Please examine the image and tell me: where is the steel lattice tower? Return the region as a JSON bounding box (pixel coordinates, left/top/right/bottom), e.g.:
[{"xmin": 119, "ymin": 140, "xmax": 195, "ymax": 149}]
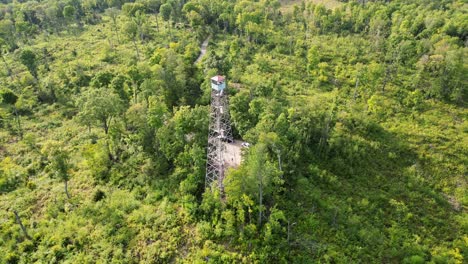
[{"xmin": 206, "ymin": 76, "xmax": 233, "ymax": 191}]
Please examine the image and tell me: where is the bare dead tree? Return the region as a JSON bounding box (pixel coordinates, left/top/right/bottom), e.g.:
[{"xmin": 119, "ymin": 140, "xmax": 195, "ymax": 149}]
[{"xmin": 13, "ymin": 210, "xmax": 31, "ymax": 240}]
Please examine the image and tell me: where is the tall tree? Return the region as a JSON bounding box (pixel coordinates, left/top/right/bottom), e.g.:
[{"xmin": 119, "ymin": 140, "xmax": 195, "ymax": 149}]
[
  {"xmin": 41, "ymin": 141, "xmax": 72, "ymax": 199},
  {"xmin": 122, "ymin": 20, "xmax": 140, "ymax": 60},
  {"xmin": 63, "ymin": 5, "xmax": 76, "ymax": 24},
  {"xmin": 0, "ymin": 89, "xmax": 22, "ymax": 137},
  {"xmin": 160, "ymin": 3, "xmax": 172, "ymax": 22},
  {"xmin": 106, "ymin": 7, "xmax": 121, "ymax": 43},
  {"xmin": 76, "ymin": 88, "xmax": 124, "ymax": 135},
  {"xmin": 226, "ymin": 139, "xmax": 283, "ymax": 227},
  {"xmin": 19, "ymin": 49, "xmax": 38, "ymax": 79},
  {"xmin": 0, "ymin": 38, "xmax": 12, "ymax": 77}
]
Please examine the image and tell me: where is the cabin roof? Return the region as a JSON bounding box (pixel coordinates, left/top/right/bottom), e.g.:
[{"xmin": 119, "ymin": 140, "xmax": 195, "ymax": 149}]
[{"xmin": 211, "ymin": 75, "xmax": 225, "ymax": 82}]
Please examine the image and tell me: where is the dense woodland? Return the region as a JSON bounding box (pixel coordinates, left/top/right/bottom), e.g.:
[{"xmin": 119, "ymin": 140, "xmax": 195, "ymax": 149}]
[{"xmin": 0, "ymin": 0, "xmax": 466, "ymax": 262}]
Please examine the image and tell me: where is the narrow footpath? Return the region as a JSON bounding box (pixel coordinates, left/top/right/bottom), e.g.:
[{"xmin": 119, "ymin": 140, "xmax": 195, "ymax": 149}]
[{"xmin": 195, "ymin": 36, "xmax": 210, "ymax": 64}]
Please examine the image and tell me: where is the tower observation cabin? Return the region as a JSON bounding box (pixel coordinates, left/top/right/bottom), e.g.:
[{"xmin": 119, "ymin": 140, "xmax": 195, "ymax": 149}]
[{"xmin": 211, "ymin": 75, "xmax": 226, "ymax": 91}]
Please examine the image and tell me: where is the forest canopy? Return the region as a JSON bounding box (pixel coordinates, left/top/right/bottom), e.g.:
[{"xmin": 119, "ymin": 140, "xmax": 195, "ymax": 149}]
[{"xmin": 0, "ymin": 0, "xmax": 466, "ymax": 263}]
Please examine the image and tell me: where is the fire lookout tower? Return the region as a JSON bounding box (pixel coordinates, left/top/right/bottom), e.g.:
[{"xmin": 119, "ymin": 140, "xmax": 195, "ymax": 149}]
[{"xmin": 205, "ymin": 75, "xmax": 234, "ymax": 191}]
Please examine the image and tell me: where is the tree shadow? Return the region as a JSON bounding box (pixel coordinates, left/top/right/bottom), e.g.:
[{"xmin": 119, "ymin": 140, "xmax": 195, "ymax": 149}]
[{"xmin": 288, "ymin": 117, "xmax": 463, "ymax": 261}]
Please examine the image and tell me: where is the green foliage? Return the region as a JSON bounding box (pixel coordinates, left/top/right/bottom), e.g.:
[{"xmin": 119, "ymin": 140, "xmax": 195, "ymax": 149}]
[
  {"xmin": 0, "ymin": 157, "xmax": 26, "ymax": 192},
  {"xmin": 82, "ymin": 142, "xmax": 111, "ymax": 182},
  {"xmin": 41, "ymin": 140, "xmax": 72, "ymax": 198},
  {"xmin": 122, "ymin": 2, "xmax": 146, "ymax": 17},
  {"xmin": 0, "ymin": 0, "xmax": 466, "ymax": 263},
  {"xmin": 63, "ymin": 5, "xmax": 76, "ymax": 20},
  {"xmin": 0, "ymin": 89, "xmax": 18, "ymax": 105},
  {"xmin": 157, "ymin": 105, "xmax": 208, "ymax": 161},
  {"xmin": 159, "ymin": 3, "xmax": 172, "ymax": 22},
  {"xmin": 19, "ymin": 49, "xmax": 38, "ymax": 79},
  {"xmin": 76, "ymin": 88, "xmax": 124, "ymax": 134}
]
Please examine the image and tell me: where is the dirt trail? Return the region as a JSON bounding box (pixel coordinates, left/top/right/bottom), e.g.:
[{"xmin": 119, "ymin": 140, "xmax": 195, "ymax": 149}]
[{"xmin": 195, "ymin": 36, "xmax": 210, "ymax": 64}]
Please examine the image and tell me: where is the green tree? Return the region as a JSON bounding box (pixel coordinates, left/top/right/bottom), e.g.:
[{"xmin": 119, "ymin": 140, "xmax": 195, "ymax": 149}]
[
  {"xmin": 415, "ymin": 46, "xmax": 467, "ymax": 102},
  {"xmin": 63, "ymin": 5, "xmax": 76, "ymax": 23},
  {"xmin": 110, "ymin": 74, "xmax": 130, "ymax": 104},
  {"xmin": 122, "ymin": 20, "xmax": 140, "ymax": 60},
  {"xmin": 186, "ymin": 10, "xmax": 204, "ymax": 30},
  {"xmin": 122, "ymin": 3, "xmax": 146, "ymax": 17},
  {"xmin": 147, "ymin": 96, "xmax": 168, "ymax": 131},
  {"xmin": 0, "ymin": 38, "xmax": 11, "ymax": 77},
  {"xmin": 230, "ymin": 90, "xmax": 255, "ymax": 136},
  {"xmin": 0, "ymin": 157, "xmax": 26, "ymax": 192},
  {"xmin": 160, "ymin": 3, "xmax": 172, "ymax": 22},
  {"xmin": 250, "ymin": 140, "xmax": 283, "ymax": 227},
  {"xmin": 41, "ymin": 141, "xmax": 72, "ymax": 199},
  {"xmin": 307, "ymin": 45, "xmax": 320, "ymax": 74},
  {"xmin": 157, "ymin": 105, "xmax": 208, "ymax": 161},
  {"xmin": 0, "ymin": 89, "xmax": 22, "ymax": 137},
  {"xmin": 0, "ymin": 20, "xmax": 16, "ymax": 49},
  {"xmin": 19, "ymin": 49, "xmax": 38, "ymax": 79},
  {"xmin": 106, "ymin": 7, "xmax": 121, "ymax": 43},
  {"xmin": 107, "ymin": 0, "xmax": 125, "ymax": 9},
  {"xmin": 144, "ymin": 0, "xmax": 162, "ymax": 31},
  {"xmin": 76, "ymin": 88, "xmax": 124, "ymax": 134},
  {"xmin": 14, "ymin": 13, "xmax": 35, "ymax": 43},
  {"xmin": 154, "ymin": 50, "xmax": 187, "ymax": 107},
  {"xmin": 226, "ymin": 138, "xmax": 283, "ymax": 227}
]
